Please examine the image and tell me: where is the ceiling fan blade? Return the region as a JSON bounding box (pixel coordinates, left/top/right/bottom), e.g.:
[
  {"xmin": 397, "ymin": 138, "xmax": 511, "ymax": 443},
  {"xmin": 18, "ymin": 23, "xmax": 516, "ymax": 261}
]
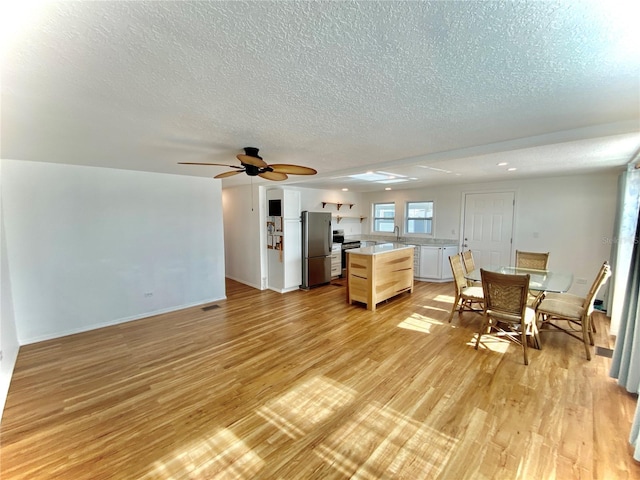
[
  {"xmin": 268, "ymin": 164, "xmax": 317, "ymax": 175},
  {"xmin": 259, "ymin": 171, "xmax": 288, "ymax": 181},
  {"xmin": 178, "ymin": 162, "xmax": 241, "ymax": 168},
  {"xmin": 214, "ymin": 170, "xmax": 244, "ymax": 179},
  {"xmin": 237, "ymin": 154, "xmax": 268, "ymax": 168}
]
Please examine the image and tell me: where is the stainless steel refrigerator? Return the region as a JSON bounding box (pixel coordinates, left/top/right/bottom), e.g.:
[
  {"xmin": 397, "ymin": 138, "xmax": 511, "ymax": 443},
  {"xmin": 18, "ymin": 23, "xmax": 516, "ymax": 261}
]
[{"xmin": 301, "ymin": 211, "xmax": 332, "ymax": 289}]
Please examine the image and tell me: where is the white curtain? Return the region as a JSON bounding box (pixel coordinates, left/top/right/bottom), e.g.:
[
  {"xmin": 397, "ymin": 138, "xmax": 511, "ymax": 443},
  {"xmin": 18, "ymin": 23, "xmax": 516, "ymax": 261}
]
[
  {"xmin": 632, "ymin": 403, "xmax": 640, "ymax": 461},
  {"xmin": 608, "ymin": 169, "xmax": 640, "ymax": 334},
  {"xmin": 609, "ymin": 205, "xmax": 640, "ymax": 460}
]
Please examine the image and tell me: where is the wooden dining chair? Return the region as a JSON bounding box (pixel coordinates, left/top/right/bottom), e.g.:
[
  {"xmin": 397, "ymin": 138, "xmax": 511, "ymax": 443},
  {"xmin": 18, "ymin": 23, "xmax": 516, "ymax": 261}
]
[
  {"xmin": 461, "ymin": 250, "xmax": 480, "ymax": 286},
  {"xmin": 515, "ymin": 250, "xmax": 550, "ymax": 307},
  {"xmin": 475, "ymin": 269, "xmax": 539, "ymax": 365},
  {"xmin": 535, "ymin": 261, "xmax": 611, "ymax": 360},
  {"xmin": 461, "ymin": 250, "xmax": 475, "ymax": 273},
  {"xmin": 448, "ymin": 254, "xmax": 484, "ymax": 323},
  {"xmin": 541, "ymin": 260, "xmax": 609, "ymax": 334},
  {"xmin": 515, "ymin": 250, "xmax": 550, "ymax": 270}
]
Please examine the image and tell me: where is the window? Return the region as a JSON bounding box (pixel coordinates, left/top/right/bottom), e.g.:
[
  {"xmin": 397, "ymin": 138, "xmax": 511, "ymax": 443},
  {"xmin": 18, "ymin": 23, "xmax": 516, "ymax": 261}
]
[
  {"xmin": 373, "ymin": 203, "xmax": 395, "ymax": 232},
  {"xmin": 406, "ymin": 201, "xmax": 433, "ymax": 234}
]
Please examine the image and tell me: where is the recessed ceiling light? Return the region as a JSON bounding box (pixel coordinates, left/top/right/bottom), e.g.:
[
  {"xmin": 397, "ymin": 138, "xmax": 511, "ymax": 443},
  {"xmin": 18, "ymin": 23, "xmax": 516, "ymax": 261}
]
[
  {"xmin": 378, "ymin": 178, "xmax": 408, "ymax": 184},
  {"xmin": 497, "ymin": 162, "xmax": 508, "ymax": 166},
  {"xmin": 341, "ymin": 188, "xmax": 348, "ymax": 191},
  {"xmin": 419, "ymin": 166, "xmax": 452, "ymax": 173},
  {"xmin": 377, "ymin": 171, "xmax": 406, "ymax": 178},
  {"xmin": 507, "ymin": 167, "xmax": 517, "ymax": 172},
  {"xmin": 349, "ymin": 172, "xmax": 389, "ymax": 181},
  {"xmin": 385, "ymin": 187, "xmax": 391, "ymax": 191}
]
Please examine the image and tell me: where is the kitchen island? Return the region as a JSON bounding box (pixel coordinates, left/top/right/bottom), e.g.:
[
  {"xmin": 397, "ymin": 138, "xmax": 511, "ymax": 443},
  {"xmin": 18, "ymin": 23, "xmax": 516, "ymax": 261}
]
[{"xmin": 346, "ymin": 243, "xmax": 414, "ymax": 311}]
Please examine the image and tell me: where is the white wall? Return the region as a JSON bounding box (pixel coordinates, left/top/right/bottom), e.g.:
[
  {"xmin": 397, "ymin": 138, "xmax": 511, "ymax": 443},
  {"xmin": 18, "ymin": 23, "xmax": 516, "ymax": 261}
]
[
  {"xmin": 222, "ymin": 184, "xmax": 265, "ymax": 289},
  {"xmin": 360, "ymin": 184, "xmax": 461, "ymax": 241},
  {"xmin": 2, "ymin": 160, "xmax": 226, "ymax": 344},
  {"xmin": 223, "ymin": 185, "xmax": 364, "ymax": 289},
  {"xmin": 297, "ymin": 187, "xmax": 364, "ymax": 237},
  {"xmin": 224, "ymin": 173, "xmax": 618, "ymax": 299},
  {"xmin": 363, "ymin": 172, "xmax": 619, "ymax": 297},
  {"xmin": 1, "ymin": 160, "xmax": 20, "ymax": 420}
]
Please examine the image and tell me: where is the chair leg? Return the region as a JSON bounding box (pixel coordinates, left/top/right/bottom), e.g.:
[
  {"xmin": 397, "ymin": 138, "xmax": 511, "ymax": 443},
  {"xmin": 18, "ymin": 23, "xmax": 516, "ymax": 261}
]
[
  {"xmin": 521, "ymin": 325, "xmax": 529, "ymax": 365},
  {"xmin": 475, "ymin": 315, "xmax": 487, "ymax": 350},
  {"xmin": 530, "ymin": 321, "xmax": 541, "ymax": 350},
  {"xmin": 582, "ymin": 315, "xmax": 592, "ymax": 361},
  {"xmin": 460, "ymin": 299, "xmax": 469, "ymax": 314},
  {"xmin": 536, "ymin": 313, "xmax": 549, "ymax": 330},
  {"xmin": 449, "ymin": 293, "xmax": 460, "ymax": 322},
  {"xmin": 587, "ymin": 314, "xmax": 595, "ymax": 346}
]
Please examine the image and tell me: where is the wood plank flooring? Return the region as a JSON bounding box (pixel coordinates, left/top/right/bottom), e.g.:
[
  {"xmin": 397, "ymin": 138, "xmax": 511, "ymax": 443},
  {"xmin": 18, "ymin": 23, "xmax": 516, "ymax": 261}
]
[{"xmin": 1, "ymin": 278, "xmax": 639, "ymax": 479}]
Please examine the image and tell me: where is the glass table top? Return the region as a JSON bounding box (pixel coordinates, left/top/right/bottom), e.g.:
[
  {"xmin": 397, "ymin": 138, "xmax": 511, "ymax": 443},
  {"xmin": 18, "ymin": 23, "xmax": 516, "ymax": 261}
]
[{"xmin": 465, "ymin": 265, "xmax": 573, "ymax": 293}]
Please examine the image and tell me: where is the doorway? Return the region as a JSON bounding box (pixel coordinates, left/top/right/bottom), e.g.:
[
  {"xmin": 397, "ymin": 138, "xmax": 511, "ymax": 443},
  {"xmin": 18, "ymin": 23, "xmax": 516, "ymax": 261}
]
[{"xmin": 462, "ymin": 192, "xmax": 515, "ymax": 267}]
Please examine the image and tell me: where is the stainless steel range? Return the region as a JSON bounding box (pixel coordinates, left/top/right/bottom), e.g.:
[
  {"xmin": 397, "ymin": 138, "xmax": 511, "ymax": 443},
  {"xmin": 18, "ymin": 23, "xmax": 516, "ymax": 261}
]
[{"xmin": 332, "ymin": 230, "xmax": 360, "ymax": 276}]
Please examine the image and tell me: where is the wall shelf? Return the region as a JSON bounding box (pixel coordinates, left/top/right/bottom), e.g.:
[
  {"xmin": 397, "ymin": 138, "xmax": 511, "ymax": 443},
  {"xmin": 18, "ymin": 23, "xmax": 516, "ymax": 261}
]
[
  {"xmin": 334, "ymin": 215, "xmax": 366, "ymax": 224},
  {"xmin": 322, "ymin": 201, "xmax": 354, "ymax": 211}
]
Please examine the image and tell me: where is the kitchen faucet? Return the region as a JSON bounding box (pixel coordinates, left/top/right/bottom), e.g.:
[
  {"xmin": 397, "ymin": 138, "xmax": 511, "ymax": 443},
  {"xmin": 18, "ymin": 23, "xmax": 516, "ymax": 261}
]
[{"xmin": 394, "ymin": 225, "xmax": 400, "ymax": 242}]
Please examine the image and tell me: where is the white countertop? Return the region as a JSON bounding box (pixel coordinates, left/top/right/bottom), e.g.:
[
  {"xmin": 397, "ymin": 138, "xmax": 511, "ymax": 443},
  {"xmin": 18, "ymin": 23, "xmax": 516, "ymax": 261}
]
[{"xmin": 347, "ymin": 242, "xmax": 416, "ymax": 255}]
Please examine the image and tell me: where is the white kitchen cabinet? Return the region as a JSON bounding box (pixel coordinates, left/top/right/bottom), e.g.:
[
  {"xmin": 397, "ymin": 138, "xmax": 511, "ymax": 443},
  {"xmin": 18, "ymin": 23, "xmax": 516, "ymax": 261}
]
[
  {"xmin": 416, "ymin": 245, "xmax": 458, "ymax": 282},
  {"xmin": 439, "ymin": 245, "xmax": 458, "ymax": 280},
  {"xmin": 266, "ymin": 188, "xmax": 301, "ymax": 292},
  {"xmin": 419, "ymin": 246, "xmax": 440, "ymax": 279}
]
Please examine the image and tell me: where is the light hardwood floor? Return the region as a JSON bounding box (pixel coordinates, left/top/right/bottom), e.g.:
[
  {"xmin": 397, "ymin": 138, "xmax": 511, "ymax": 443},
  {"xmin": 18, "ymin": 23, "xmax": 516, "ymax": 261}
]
[{"xmin": 1, "ymin": 278, "xmax": 639, "ymax": 479}]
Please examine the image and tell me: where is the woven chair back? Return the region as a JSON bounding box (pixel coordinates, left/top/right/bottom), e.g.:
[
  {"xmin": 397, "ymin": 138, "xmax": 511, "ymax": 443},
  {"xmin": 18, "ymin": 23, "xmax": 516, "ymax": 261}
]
[
  {"xmin": 481, "ymin": 269, "xmax": 530, "ymax": 319},
  {"xmin": 515, "ymin": 250, "xmax": 549, "ymax": 270},
  {"xmin": 461, "ymin": 250, "xmax": 475, "ymax": 273},
  {"xmin": 449, "ymin": 254, "xmax": 468, "ymax": 294},
  {"xmin": 584, "ymin": 262, "xmax": 612, "ymax": 313}
]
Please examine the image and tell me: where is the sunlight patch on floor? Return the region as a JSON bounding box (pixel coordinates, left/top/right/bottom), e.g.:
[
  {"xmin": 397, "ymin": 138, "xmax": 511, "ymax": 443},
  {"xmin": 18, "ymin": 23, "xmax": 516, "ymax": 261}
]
[
  {"xmin": 142, "ymin": 427, "xmax": 264, "ymax": 479},
  {"xmin": 420, "ymin": 305, "xmax": 450, "ymax": 315},
  {"xmin": 434, "ymin": 293, "xmax": 455, "ymax": 303},
  {"xmin": 397, "ymin": 312, "xmax": 444, "ymax": 334},
  {"xmin": 256, "ymin": 376, "xmax": 356, "ymax": 439},
  {"xmin": 314, "ymin": 401, "xmax": 457, "ymax": 478},
  {"xmin": 469, "ymin": 334, "xmax": 511, "ymax": 354}
]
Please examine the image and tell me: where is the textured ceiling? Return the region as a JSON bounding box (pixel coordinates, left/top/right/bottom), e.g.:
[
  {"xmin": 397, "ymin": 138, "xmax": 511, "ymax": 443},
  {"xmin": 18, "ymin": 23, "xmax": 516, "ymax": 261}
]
[{"xmin": 2, "ymin": 1, "xmax": 639, "ymax": 192}]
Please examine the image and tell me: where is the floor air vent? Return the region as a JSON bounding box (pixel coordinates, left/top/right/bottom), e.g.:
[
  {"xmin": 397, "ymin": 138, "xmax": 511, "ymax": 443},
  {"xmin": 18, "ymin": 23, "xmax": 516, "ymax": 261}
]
[
  {"xmin": 202, "ymin": 304, "xmax": 220, "ymax": 312},
  {"xmin": 595, "ymin": 346, "xmax": 613, "ymax": 358}
]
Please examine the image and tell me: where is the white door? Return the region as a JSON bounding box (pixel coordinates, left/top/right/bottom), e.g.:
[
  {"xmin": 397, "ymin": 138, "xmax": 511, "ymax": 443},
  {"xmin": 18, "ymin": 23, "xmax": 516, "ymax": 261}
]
[{"xmin": 462, "ymin": 192, "xmax": 515, "ymax": 268}]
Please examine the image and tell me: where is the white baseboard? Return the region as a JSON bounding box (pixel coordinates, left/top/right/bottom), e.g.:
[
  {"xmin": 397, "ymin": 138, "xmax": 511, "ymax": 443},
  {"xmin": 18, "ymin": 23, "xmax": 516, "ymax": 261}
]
[
  {"xmin": 19, "ymin": 296, "xmax": 226, "ymax": 345},
  {"xmin": 268, "ymin": 285, "xmax": 301, "ymax": 294},
  {"xmin": 225, "ymin": 275, "xmax": 263, "ymax": 290},
  {"xmin": 0, "ymin": 344, "xmax": 20, "ymax": 424}
]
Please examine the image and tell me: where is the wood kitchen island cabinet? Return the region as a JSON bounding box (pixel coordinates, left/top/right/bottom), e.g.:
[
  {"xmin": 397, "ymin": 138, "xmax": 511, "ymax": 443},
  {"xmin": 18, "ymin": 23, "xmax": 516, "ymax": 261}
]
[{"xmin": 346, "ymin": 243, "xmax": 414, "ymax": 311}]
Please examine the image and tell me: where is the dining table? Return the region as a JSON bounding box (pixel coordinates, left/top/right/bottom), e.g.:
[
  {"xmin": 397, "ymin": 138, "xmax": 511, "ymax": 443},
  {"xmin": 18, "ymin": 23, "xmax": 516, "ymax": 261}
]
[
  {"xmin": 465, "ymin": 265, "xmax": 573, "ymax": 293},
  {"xmin": 465, "ymin": 265, "xmax": 573, "ymax": 350}
]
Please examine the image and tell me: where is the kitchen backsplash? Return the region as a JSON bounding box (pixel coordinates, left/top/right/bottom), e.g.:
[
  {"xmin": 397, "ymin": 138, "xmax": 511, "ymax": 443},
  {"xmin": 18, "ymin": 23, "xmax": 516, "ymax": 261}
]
[{"xmin": 348, "ymin": 234, "xmax": 458, "ymax": 245}]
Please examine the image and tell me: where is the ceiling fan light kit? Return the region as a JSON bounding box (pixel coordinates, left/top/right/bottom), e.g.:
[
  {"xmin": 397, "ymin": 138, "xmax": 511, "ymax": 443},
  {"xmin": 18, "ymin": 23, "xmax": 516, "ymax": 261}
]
[{"xmin": 179, "ymin": 147, "xmax": 317, "ymax": 181}]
